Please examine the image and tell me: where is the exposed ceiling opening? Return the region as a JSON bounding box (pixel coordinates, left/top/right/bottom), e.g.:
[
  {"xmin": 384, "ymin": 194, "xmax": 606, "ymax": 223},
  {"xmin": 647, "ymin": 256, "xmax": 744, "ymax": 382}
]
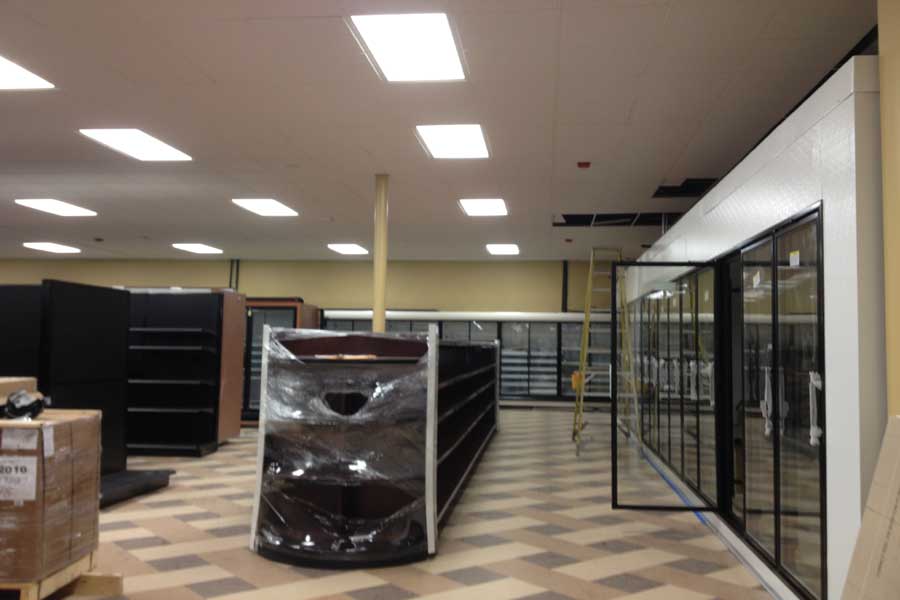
[
  {"xmin": 553, "ymin": 212, "xmax": 682, "ymax": 228},
  {"xmin": 652, "ymin": 178, "xmax": 717, "ymax": 198}
]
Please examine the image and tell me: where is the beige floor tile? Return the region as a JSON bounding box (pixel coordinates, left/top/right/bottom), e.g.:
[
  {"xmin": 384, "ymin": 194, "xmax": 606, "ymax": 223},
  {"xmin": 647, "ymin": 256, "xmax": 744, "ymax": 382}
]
[
  {"xmin": 454, "ymin": 496, "xmax": 543, "ymax": 514},
  {"xmin": 420, "ymin": 543, "xmax": 543, "ymax": 574},
  {"xmin": 100, "ymin": 527, "xmax": 158, "ymax": 543},
  {"xmin": 188, "ymin": 513, "xmax": 253, "ymax": 530},
  {"xmin": 117, "ymin": 586, "xmax": 205, "ymax": 600},
  {"xmin": 124, "ymin": 565, "xmax": 235, "ymax": 594},
  {"xmin": 213, "ymin": 571, "xmax": 386, "ymax": 600},
  {"xmin": 140, "ymin": 517, "xmax": 214, "ymax": 543},
  {"xmin": 415, "ymin": 577, "xmax": 544, "ymax": 600},
  {"xmin": 95, "ymin": 542, "xmax": 159, "ymax": 577},
  {"xmin": 488, "ymin": 559, "xmax": 623, "ymax": 600},
  {"xmin": 372, "ymin": 565, "xmax": 464, "ymax": 595},
  {"xmin": 201, "ymin": 547, "xmax": 305, "ymax": 588},
  {"xmin": 557, "ymin": 521, "xmax": 661, "ymax": 545},
  {"xmin": 442, "ymin": 516, "xmax": 544, "ymax": 539},
  {"xmin": 556, "ymin": 548, "xmax": 683, "ymax": 581},
  {"xmin": 100, "ymin": 505, "xmax": 201, "ymax": 524},
  {"xmin": 499, "ymin": 528, "xmax": 607, "ymax": 561},
  {"xmin": 707, "ymin": 565, "xmax": 766, "ymax": 588},
  {"xmin": 620, "ymin": 584, "xmax": 714, "ymax": 599},
  {"xmin": 132, "ymin": 534, "xmax": 249, "ymax": 561}
]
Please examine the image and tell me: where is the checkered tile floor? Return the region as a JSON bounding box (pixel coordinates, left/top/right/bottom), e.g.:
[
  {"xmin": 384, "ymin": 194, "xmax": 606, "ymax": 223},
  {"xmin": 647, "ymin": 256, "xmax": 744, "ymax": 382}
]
[{"xmin": 83, "ymin": 409, "xmax": 772, "ymax": 600}]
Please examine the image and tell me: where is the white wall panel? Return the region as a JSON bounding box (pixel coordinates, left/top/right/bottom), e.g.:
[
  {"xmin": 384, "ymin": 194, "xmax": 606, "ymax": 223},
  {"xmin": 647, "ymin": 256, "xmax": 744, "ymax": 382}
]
[{"xmin": 629, "ymin": 56, "xmax": 885, "ymax": 598}]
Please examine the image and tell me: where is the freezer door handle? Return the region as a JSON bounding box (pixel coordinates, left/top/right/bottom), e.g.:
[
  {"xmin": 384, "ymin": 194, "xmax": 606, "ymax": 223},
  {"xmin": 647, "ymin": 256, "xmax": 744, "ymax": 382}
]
[{"xmin": 809, "ymin": 371, "xmax": 823, "ymax": 447}]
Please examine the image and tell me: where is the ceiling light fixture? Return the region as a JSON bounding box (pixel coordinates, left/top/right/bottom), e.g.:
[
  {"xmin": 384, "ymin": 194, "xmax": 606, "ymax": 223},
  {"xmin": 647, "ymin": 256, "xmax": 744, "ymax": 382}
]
[
  {"xmin": 0, "ymin": 54, "xmax": 54, "ymax": 89},
  {"xmin": 172, "ymin": 243, "xmax": 222, "ymax": 255},
  {"xmin": 486, "ymin": 243, "xmax": 519, "ymax": 256},
  {"xmin": 328, "ymin": 243, "xmax": 369, "ymax": 255},
  {"xmin": 15, "ymin": 198, "xmax": 97, "ymax": 217},
  {"xmin": 459, "ymin": 198, "xmax": 507, "ymax": 217},
  {"xmin": 350, "ymin": 13, "xmax": 464, "ymax": 82},
  {"xmin": 79, "ymin": 129, "xmax": 192, "ymax": 161},
  {"xmin": 23, "ymin": 242, "xmax": 80, "ymax": 254},
  {"xmin": 416, "ymin": 124, "xmax": 488, "ymax": 159},
  {"xmin": 232, "ymin": 198, "xmax": 298, "ymax": 217}
]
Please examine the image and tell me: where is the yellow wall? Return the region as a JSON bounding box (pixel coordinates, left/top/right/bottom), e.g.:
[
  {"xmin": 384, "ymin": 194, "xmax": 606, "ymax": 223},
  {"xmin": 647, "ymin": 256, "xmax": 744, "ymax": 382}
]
[
  {"xmin": 0, "ymin": 259, "xmax": 568, "ymax": 312},
  {"xmin": 0, "ymin": 259, "xmax": 231, "ymax": 288},
  {"xmin": 880, "ymin": 0, "xmax": 900, "ymax": 416},
  {"xmin": 239, "ymin": 260, "xmax": 563, "ymax": 311}
]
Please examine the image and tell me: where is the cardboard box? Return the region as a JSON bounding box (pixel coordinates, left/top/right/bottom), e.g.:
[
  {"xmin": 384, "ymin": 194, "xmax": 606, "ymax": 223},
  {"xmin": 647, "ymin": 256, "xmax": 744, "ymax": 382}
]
[
  {"xmin": 0, "ymin": 409, "xmax": 101, "ymax": 582},
  {"xmin": 844, "ymin": 415, "xmax": 900, "ymax": 599},
  {"xmin": 0, "ymin": 377, "xmax": 37, "ymax": 404}
]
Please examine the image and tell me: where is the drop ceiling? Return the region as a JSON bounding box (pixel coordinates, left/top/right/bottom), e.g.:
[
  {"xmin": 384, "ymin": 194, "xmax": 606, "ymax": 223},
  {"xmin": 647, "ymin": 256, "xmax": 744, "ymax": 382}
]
[{"xmin": 0, "ymin": 0, "xmax": 876, "ymax": 260}]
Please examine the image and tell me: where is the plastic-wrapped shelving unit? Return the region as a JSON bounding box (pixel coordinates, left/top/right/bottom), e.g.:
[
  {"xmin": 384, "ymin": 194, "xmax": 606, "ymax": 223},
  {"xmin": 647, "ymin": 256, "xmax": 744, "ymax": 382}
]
[{"xmin": 250, "ymin": 326, "xmax": 498, "ymax": 567}]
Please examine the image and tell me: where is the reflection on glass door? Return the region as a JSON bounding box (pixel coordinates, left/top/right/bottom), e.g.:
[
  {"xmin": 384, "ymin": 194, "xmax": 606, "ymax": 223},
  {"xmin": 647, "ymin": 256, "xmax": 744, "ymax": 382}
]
[
  {"xmin": 669, "ymin": 289, "xmax": 683, "ymax": 474},
  {"xmin": 743, "ymin": 240, "xmax": 776, "ymax": 557},
  {"xmin": 697, "ymin": 268, "xmax": 717, "ymax": 501},
  {"xmin": 681, "ymin": 277, "xmax": 698, "ymax": 487},
  {"xmin": 529, "ymin": 323, "xmax": 558, "ymax": 395},
  {"xmin": 659, "ymin": 295, "xmax": 671, "ymax": 462},
  {"xmin": 777, "ymin": 219, "xmax": 823, "ymax": 597},
  {"xmin": 500, "ymin": 322, "xmax": 529, "ymax": 396}
]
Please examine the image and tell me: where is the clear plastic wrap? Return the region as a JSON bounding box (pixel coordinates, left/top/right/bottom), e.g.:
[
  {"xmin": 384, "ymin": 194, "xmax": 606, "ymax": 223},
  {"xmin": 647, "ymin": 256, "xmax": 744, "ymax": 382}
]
[
  {"xmin": 0, "ymin": 410, "xmax": 101, "ymax": 582},
  {"xmin": 251, "ymin": 328, "xmax": 431, "ymax": 567}
]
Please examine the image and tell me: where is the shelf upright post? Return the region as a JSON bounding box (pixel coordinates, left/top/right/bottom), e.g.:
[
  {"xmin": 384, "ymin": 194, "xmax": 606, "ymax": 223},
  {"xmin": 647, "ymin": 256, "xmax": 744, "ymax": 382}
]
[
  {"xmin": 249, "ymin": 324, "xmax": 271, "ymax": 552},
  {"xmin": 425, "ymin": 324, "xmax": 439, "ymax": 554}
]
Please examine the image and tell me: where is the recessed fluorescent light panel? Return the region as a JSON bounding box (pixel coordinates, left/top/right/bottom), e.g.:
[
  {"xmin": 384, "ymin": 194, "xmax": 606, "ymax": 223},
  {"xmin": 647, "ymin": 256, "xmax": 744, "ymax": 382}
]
[
  {"xmin": 328, "ymin": 243, "xmax": 369, "ymax": 255},
  {"xmin": 350, "ymin": 13, "xmax": 464, "ymax": 82},
  {"xmin": 486, "ymin": 243, "xmax": 519, "ymax": 256},
  {"xmin": 459, "ymin": 198, "xmax": 507, "ymax": 217},
  {"xmin": 79, "ymin": 128, "xmax": 192, "ymax": 161},
  {"xmin": 172, "ymin": 243, "xmax": 222, "ymax": 255},
  {"xmin": 15, "ymin": 198, "xmax": 96, "ymax": 217},
  {"xmin": 232, "ymin": 198, "xmax": 298, "ymax": 217},
  {"xmin": 416, "ymin": 124, "xmax": 488, "ymax": 159},
  {"xmin": 0, "ymin": 54, "xmax": 54, "ymax": 89},
  {"xmin": 23, "ymin": 242, "xmax": 80, "ymax": 254}
]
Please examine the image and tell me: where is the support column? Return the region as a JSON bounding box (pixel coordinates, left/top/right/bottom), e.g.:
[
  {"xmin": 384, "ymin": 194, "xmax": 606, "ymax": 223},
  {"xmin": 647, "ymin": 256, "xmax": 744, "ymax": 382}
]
[
  {"xmin": 373, "ymin": 174, "xmax": 389, "ymax": 333},
  {"xmin": 880, "ymin": 1, "xmax": 900, "ymax": 416}
]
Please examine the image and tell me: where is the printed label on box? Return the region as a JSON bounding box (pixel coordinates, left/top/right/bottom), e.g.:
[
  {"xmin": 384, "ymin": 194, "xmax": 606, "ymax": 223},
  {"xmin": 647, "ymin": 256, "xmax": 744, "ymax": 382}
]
[
  {"xmin": 1, "ymin": 429, "xmax": 38, "ymax": 451},
  {"xmin": 42, "ymin": 424, "xmax": 55, "ymax": 457},
  {"xmin": 0, "ymin": 456, "xmax": 37, "ymax": 501}
]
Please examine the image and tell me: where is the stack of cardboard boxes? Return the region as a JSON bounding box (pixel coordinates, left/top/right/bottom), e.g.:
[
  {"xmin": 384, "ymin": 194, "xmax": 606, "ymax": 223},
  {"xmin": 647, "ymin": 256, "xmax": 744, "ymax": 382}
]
[{"xmin": 0, "ymin": 377, "xmax": 101, "ymax": 582}]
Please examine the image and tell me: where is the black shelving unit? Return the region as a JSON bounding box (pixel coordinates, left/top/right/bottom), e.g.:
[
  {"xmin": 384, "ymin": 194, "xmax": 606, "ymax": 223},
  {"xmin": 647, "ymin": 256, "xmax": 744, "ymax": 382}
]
[
  {"xmin": 434, "ymin": 340, "xmax": 499, "ymax": 526},
  {"xmin": 127, "ymin": 291, "xmax": 245, "ymax": 456},
  {"xmin": 0, "ymin": 280, "xmax": 171, "ymax": 506}
]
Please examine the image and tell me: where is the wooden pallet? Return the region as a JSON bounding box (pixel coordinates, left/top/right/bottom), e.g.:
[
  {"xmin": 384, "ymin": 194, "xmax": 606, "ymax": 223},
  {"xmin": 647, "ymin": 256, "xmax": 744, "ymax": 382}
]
[{"xmin": 0, "ymin": 553, "xmax": 122, "ymax": 600}]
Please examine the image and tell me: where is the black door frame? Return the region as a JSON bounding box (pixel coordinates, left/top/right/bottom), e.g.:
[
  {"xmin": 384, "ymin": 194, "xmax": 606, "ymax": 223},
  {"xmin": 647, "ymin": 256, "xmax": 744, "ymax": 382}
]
[{"xmin": 610, "ymin": 260, "xmax": 719, "ymax": 512}]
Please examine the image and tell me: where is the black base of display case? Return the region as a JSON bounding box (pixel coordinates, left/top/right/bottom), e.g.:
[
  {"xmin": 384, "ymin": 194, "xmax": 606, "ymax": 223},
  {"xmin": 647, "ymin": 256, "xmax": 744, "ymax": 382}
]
[
  {"xmin": 256, "ymin": 543, "xmax": 428, "ymax": 570},
  {"xmin": 100, "ymin": 469, "xmax": 174, "ymax": 508},
  {"xmin": 127, "ymin": 441, "xmax": 219, "ymax": 457}
]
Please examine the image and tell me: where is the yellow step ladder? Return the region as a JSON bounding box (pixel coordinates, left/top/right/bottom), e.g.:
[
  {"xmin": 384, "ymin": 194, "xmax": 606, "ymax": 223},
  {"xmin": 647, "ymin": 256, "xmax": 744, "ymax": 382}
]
[{"xmin": 572, "ymin": 248, "xmax": 638, "ymax": 455}]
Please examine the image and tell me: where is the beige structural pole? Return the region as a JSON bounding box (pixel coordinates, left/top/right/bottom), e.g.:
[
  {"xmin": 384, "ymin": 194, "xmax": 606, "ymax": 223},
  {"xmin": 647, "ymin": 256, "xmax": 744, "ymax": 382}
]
[
  {"xmin": 373, "ymin": 174, "xmax": 389, "ymax": 333},
  {"xmin": 880, "ymin": 0, "xmax": 900, "ymax": 416}
]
